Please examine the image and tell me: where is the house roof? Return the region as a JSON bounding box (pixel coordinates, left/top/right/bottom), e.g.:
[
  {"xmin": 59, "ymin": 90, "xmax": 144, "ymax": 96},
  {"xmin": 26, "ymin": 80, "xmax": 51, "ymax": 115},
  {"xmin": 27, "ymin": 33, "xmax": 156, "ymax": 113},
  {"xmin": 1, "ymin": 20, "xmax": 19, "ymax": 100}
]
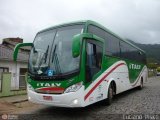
[
  {"xmin": 0, "ymin": 45, "xmax": 29, "ymax": 62},
  {"xmin": 2, "ymin": 38, "xmax": 31, "ymax": 51}
]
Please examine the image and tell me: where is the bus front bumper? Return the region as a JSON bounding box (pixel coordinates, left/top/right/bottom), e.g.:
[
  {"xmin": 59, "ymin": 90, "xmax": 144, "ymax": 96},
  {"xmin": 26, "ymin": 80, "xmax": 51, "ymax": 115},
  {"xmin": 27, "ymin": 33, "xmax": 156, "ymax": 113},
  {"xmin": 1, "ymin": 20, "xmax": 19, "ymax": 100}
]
[{"xmin": 27, "ymin": 86, "xmax": 84, "ymax": 107}]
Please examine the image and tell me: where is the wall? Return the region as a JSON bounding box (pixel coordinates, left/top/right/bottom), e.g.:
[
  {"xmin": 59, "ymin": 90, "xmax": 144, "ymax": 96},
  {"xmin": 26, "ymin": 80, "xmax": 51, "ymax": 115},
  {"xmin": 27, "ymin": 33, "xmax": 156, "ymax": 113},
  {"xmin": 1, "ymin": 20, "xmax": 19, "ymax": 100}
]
[
  {"xmin": 0, "ymin": 60, "xmax": 27, "ymax": 90},
  {"xmin": 0, "ymin": 73, "xmax": 26, "ymax": 97}
]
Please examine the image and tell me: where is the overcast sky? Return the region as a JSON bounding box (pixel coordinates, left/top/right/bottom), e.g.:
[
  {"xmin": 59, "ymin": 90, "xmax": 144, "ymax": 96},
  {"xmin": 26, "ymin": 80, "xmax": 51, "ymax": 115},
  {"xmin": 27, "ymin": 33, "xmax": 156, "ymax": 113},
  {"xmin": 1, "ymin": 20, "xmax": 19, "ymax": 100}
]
[{"xmin": 0, "ymin": 0, "xmax": 160, "ymax": 44}]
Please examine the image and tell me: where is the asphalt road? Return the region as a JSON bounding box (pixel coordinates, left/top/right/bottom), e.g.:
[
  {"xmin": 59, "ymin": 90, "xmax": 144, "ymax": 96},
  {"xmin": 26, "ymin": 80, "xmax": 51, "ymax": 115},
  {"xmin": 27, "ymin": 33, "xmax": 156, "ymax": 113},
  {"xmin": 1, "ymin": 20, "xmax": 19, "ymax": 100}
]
[{"xmin": 3, "ymin": 76, "xmax": 160, "ymax": 120}]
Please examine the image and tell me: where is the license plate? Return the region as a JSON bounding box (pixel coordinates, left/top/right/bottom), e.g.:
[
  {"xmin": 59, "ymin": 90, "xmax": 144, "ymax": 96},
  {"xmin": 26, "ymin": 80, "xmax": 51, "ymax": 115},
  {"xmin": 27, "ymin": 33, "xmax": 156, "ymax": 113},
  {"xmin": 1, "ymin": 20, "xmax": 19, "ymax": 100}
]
[{"xmin": 43, "ymin": 96, "xmax": 53, "ymax": 101}]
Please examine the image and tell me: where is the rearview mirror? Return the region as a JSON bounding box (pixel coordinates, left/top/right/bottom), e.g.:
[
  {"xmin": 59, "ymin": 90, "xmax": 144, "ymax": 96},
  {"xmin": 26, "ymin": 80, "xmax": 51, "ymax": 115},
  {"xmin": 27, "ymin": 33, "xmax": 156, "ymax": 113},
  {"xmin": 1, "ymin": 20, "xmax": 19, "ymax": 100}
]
[
  {"xmin": 72, "ymin": 34, "xmax": 81, "ymax": 58},
  {"xmin": 13, "ymin": 43, "xmax": 33, "ymax": 61}
]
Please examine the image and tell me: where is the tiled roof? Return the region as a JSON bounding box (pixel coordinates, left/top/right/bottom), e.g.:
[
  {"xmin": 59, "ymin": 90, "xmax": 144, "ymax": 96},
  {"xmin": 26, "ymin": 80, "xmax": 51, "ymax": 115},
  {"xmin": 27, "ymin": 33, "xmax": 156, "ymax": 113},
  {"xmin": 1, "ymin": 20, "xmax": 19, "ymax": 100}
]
[{"xmin": 0, "ymin": 45, "xmax": 29, "ymax": 62}]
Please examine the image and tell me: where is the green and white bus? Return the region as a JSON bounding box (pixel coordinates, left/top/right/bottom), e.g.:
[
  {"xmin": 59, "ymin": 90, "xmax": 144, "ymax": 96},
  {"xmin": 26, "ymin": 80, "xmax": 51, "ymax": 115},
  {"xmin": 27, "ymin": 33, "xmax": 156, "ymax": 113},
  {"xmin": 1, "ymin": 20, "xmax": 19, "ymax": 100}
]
[{"xmin": 13, "ymin": 20, "xmax": 148, "ymax": 107}]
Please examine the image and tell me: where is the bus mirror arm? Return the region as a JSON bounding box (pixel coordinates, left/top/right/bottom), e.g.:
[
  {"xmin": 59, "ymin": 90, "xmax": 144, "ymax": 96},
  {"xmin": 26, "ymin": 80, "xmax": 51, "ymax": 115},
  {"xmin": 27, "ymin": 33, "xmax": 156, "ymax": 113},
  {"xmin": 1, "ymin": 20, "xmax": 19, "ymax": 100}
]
[
  {"xmin": 13, "ymin": 43, "xmax": 33, "ymax": 61},
  {"xmin": 72, "ymin": 33, "xmax": 94, "ymax": 58}
]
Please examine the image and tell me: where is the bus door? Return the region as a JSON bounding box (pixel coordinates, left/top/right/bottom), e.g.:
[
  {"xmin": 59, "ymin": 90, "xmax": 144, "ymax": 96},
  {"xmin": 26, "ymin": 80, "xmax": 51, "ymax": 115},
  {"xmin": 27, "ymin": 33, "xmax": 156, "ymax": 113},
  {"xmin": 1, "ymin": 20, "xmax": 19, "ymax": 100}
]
[{"xmin": 85, "ymin": 40, "xmax": 104, "ymax": 99}]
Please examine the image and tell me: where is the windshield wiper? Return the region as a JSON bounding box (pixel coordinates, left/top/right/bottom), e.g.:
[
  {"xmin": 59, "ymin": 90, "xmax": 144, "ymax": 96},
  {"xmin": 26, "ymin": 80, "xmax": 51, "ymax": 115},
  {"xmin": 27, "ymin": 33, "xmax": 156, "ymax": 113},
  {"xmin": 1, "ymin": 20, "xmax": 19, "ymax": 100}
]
[
  {"xmin": 44, "ymin": 45, "xmax": 49, "ymax": 63},
  {"xmin": 55, "ymin": 53, "xmax": 61, "ymax": 74},
  {"xmin": 52, "ymin": 45, "xmax": 57, "ymax": 63},
  {"xmin": 52, "ymin": 45, "xmax": 61, "ymax": 74}
]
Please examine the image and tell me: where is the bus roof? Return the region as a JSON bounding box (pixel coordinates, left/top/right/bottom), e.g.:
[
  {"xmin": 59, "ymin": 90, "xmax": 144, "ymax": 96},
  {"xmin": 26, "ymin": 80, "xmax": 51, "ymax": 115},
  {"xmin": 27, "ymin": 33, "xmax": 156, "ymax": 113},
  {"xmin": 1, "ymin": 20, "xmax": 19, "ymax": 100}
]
[
  {"xmin": 38, "ymin": 20, "xmax": 145, "ymax": 53},
  {"xmin": 38, "ymin": 20, "xmax": 86, "ymax": 33}
]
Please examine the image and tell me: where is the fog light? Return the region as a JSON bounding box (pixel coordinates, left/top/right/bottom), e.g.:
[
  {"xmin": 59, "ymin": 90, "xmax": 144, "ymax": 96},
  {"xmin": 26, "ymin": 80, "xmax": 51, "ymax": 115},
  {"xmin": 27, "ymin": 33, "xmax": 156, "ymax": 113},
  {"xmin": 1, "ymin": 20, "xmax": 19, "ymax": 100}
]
[
  {"xmin": 73, "ymin": 99, "xmax": 78, "ymax": 104},
  {"xmin": 28, "ymin": 96, "xmax": 31, "ymax": 100}
]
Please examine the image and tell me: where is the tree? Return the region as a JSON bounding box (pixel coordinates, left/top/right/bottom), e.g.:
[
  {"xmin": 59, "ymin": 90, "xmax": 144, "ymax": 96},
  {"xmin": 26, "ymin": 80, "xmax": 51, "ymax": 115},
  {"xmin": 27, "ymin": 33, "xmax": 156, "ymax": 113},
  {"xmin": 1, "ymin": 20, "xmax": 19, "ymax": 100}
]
[
  {"xmin": 157, "ymin": 67, "xmax": 160, "ymax": 72},
  {"xmin": 147, "ymin": 63, "xmax": 158, "ymax": 70}
]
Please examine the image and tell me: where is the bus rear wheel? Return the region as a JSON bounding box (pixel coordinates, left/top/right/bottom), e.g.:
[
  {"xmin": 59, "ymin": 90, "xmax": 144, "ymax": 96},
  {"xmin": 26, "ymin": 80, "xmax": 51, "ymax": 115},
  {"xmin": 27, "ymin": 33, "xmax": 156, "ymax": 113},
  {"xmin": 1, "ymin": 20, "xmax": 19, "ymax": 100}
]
[{"xmin": 138, "ymin": 79, "xmax": 143, "ymax": 90}]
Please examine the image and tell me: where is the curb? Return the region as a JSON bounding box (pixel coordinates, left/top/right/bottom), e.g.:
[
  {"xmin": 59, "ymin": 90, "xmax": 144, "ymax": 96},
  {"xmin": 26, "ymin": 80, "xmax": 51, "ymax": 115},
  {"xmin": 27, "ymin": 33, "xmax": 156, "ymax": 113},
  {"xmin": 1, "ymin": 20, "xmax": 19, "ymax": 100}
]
[{"xmin": 11, "ymin": 99, "xmax": 28, "ymax": 104}]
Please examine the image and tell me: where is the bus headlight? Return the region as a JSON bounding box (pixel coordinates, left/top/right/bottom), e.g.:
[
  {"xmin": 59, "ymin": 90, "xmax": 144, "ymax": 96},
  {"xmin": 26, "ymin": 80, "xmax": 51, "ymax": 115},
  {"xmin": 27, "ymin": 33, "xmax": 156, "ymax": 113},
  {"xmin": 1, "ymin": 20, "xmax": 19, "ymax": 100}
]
[
  {"xmin": 27, "ymin": 84, "xmax": 34, "ymax": 91},
  {"xmin": 64, "ymin": 82, "xmax": 82, "ymax": 93}
]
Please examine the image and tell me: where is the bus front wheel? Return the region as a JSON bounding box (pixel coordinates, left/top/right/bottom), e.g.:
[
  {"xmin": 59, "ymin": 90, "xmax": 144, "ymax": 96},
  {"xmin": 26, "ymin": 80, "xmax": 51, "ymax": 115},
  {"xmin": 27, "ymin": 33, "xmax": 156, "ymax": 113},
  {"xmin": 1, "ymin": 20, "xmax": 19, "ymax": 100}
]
[{"xmin": 106, "ymin": 85, "xmax": 113, "ymax": 105}]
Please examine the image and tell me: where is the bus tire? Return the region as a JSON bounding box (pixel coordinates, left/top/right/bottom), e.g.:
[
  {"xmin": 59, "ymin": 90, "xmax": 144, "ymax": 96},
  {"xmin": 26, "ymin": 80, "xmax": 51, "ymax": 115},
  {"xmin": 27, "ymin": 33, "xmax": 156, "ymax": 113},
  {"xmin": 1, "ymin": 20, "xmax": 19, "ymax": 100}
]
[
  {"xmin": 138, "ymin": 79, "xmax": 143, "ymax": 90},
  {"xmin": 106, "ymin": 84, "xmax": 113, "ymax": 105}
]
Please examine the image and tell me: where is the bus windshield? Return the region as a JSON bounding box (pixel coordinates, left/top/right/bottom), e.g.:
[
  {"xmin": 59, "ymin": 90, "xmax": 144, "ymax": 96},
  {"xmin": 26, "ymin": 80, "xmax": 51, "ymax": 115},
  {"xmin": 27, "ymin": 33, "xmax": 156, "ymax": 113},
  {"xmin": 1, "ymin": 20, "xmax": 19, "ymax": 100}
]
[{"xmin": 29, "ymin": 25, "xmax": 83, "ymax": 77}]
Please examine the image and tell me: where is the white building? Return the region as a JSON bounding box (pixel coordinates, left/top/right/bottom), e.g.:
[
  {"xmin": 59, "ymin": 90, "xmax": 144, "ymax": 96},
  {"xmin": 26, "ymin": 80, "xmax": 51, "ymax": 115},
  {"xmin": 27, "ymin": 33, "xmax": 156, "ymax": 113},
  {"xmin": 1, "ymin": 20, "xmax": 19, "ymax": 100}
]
[{"xmin": 0, "ymin": 38, "xmax": 30, "ymax": 91}]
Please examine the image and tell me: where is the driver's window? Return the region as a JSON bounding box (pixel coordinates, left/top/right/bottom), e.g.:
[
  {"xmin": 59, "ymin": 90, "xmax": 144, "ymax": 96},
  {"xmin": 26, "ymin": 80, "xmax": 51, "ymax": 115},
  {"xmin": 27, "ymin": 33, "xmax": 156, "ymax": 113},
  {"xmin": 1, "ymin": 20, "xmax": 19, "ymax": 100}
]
[{"xmin": 86, "ymin": 41, "xmax": 103, "ymax": 83}]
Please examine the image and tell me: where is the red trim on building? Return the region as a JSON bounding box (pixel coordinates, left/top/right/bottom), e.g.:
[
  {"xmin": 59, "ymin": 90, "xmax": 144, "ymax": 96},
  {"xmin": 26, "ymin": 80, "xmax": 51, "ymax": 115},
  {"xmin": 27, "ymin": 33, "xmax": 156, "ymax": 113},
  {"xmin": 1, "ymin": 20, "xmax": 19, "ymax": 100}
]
[{"xmin": 84, "ymin": 63, "xmax": 125, "ymax": 101}]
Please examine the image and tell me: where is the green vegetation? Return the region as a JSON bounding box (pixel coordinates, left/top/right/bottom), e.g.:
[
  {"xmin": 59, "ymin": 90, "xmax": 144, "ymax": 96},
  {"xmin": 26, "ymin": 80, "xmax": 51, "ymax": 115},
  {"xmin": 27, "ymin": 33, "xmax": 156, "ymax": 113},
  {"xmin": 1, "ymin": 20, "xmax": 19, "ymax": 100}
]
[
  {"xmin": 148, "ymin": 71, "xmax": 155, "ymax": 77},
  {"xmin": 147, "ymin": 63, "xmax": 158, "ymax": 70},
  {"xmin": 157, "ymin": 67, "xmax": 160, "ymax": 72}
]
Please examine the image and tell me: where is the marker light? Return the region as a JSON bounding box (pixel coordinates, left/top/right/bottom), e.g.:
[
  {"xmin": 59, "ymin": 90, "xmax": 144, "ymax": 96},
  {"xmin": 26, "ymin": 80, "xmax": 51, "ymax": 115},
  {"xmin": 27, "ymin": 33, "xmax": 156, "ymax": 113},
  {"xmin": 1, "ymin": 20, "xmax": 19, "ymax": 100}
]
[
  {"xmin": 28, "ymin": 96, "xmax": 31, "ymax": 100},
  {"xmin": 73, "ymin": 99, "xmax": 78, "ymax": 104}
]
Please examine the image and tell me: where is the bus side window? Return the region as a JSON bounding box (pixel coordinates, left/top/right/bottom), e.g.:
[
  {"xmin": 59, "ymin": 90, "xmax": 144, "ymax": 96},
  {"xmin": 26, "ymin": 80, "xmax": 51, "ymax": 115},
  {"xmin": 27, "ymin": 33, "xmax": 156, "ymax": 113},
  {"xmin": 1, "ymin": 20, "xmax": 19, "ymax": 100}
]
[{"xmin": 86, "ymin": 41, "xmax": 103, "ymax": 83}]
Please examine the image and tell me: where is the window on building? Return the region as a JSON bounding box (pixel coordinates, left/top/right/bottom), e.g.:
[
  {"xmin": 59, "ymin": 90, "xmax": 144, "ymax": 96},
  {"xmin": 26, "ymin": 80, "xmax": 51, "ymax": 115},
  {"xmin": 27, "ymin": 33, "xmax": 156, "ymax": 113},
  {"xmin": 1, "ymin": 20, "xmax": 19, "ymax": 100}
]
[
  {"xmin": 19, "ymin": 68, "xmax": 27, "ymax": 89},
  {"xmin": 0, "ymin": 67, "xmax": 9, "ymax": 91}
]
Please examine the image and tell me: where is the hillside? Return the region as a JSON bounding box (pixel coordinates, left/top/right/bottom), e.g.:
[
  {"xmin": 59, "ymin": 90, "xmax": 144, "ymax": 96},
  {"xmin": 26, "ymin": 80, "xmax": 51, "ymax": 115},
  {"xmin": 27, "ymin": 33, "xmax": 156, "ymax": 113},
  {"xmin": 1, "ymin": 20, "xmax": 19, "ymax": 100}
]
[{"xmin": 127, "ymin": 40, "xmax": 160, "ymax": 63}]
